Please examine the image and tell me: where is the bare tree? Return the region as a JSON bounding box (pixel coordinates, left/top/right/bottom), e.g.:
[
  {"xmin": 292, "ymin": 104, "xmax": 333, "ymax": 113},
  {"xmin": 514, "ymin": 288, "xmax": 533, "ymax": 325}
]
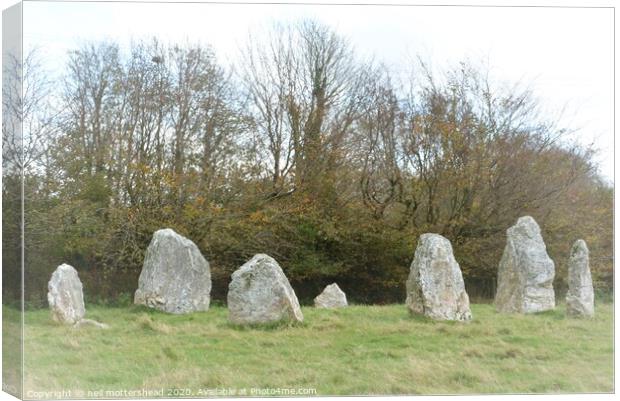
[
  {"xmin": 2, "ymin": 50, "xmax": 59, "ymax": 178},
  {"xmin": 59, "ymin": 42, "xmax": 121, "ymax": 190},
  {"xmin": 355, "ymin": 65, "xmax": 404, "ymax": 219},
  {"xmin": 167, "ymin": 43, "xmax": 242, "ymax": 208},
  {"xmin": 241, "ymin": 20, "xmax": 361, "ymax": 198}
]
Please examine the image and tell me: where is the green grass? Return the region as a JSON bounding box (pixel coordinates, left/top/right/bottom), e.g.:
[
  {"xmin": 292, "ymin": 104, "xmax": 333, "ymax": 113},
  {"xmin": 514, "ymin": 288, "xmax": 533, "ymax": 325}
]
[
  {"xmin": 2, "ymin": 305, "xmax": 22, "ymax": 397},
  {"xmin": 17, "ymin": 303, "xmax": 613, "ymax": 397}
]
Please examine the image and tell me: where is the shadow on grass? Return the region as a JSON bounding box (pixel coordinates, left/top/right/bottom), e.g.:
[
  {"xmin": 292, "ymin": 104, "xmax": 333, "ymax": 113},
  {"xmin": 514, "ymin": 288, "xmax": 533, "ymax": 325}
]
[
  {"xmin": 405, "ymin": 312, "xmax": 435, "ymax": 324},
  {"xmin": 530, "ymin": 308, "xmax": 566, "ymax": 320},
  {"xmin": 126, "ymin": 304, "xmax": 164, "ymax": 315},
  {"xmin": 491, "ymin": 307, "xmax": 567, "ymax": 321},
  {"xmin": 226, "ymin": 319, "xmax": 307, "ymax": 331},
  {"xmin": 124, "ymin": 304, "xmax": 214, "ymax": 320},
  {"xmin": 406, "ymin": 312, "xmax": 469, "ymax": 327}
]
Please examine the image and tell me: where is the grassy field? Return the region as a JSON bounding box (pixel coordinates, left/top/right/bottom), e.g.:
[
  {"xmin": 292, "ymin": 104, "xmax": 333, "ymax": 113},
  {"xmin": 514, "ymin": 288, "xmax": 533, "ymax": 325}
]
[{"xmin": 15, "ymin": 302, "xmax": 614, "ymax": 397}]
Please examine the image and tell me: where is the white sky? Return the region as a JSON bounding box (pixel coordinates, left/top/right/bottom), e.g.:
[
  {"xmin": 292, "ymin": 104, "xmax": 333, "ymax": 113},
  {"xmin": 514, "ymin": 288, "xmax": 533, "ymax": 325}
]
[{"xmin": 16, "ymin": 0, "xmax": 615, "ymax": 181}]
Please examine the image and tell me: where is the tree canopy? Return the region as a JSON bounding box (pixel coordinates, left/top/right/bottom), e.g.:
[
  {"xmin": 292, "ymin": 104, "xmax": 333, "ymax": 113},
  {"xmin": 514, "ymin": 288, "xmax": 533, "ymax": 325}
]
[{"xmin": 2, "ymin": 20, "xmax": 612, "ymax": 307}]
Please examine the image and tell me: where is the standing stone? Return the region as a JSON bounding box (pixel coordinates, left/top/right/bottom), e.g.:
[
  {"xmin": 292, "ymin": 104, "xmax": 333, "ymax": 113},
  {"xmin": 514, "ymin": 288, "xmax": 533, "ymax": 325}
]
[
  {"xmin": 566, "ymin": 239, "xmax": 594, "ymax": 317},
  {"xmin": 405, "ymin": 234, "xmax": 472, "ymax": 321},
  {"xmin": 495, "ymin": 216, "xmax": 555, "ymax": 314},
  {"xmin": 134, "ymin": 228, "xmax": 211, "ymax": 314},
  {"xmin": 314, "ymin": 283, "xmax": 348, "ymax": 308},
  {"xmin": 228, "ymin": 254, "xmax": 303, "ymax": 325},
  {"xmin": 48, "ymin": 263, "xmax": 86, "ymax": 325}
]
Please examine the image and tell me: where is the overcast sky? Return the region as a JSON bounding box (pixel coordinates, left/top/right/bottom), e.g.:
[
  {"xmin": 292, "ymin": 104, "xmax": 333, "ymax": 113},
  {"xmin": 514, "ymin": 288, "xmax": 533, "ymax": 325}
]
[{"xmin": 18, "ymin": 0, "xmax": 614, "ymax": 181}]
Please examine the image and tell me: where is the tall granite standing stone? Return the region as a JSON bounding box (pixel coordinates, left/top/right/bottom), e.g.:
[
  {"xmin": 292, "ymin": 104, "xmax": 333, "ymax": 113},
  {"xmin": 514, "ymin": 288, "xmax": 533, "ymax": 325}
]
[
  {"xmin": 495, "ymin": 216, "xmax": 555, "ymax": 313},
  {"xmin": 228, "ymin": 254, "xmax": 304, "ymax": 325},
  {"xmin": 314, "ymin": 283, "xmax": 348, "ymax": 308},
  {"xmin": 405, "ymin": 234, "xmax": 472, "ymax": 321},
  {"xmin": 566, "ymin": 239, "xmax": 594, "ymax": 317},
  {"xmin": 134, "ymin": 228, "xmax": 211, "ymax": 314},
  {"xmin": 48, "ymin": 263, "xmax": 86, "ymax": 325}
]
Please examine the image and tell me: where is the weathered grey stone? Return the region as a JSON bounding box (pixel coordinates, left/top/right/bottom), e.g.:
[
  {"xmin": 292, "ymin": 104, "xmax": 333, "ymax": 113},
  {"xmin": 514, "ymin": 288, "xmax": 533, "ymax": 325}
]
[
  {"xmin": 228, "ymin": 254, "xmax": 303, "ymax": 325},
  {"xmin": 566, "ymin": 239, "xmax": 594, "ymax": 317},
  {"xmin": 134, "ymin": 228, "xmax": 211, "ymax": 314},
  {"xmin": 405, "ymin": 234, "xmax": 472, "ymax": 321},
  {"xmin": 47, "ymin": 263, "xmax": 86, "ymax": 325},
  {"xmin": 495, "ymin": 216, "xmax": 555, "ymax": 314},
  {"xmin": 314, "ymin": 283, "xmax": 348, "ymax": 308}
]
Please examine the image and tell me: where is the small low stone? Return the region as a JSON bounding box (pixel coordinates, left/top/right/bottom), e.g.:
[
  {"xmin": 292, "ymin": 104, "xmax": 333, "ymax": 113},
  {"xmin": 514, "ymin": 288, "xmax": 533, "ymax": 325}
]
[
  {"xmin": 228, "ymin": 254, "xmax": 303, "ymax": 325},
  {"xmin": 314, "ymin": 283, "xmax": 348, "ymax": 308},
  {"xmin": 73, "ymin": 318, "xmax": 109, "ymax": 329}
]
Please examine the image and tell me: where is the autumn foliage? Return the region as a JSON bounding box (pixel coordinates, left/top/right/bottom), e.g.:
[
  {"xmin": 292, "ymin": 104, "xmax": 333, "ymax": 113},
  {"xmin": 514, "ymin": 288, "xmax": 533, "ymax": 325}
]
[{"xmin": 2, "ymin": 21, "xmax": 612, "ymax": 307}]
